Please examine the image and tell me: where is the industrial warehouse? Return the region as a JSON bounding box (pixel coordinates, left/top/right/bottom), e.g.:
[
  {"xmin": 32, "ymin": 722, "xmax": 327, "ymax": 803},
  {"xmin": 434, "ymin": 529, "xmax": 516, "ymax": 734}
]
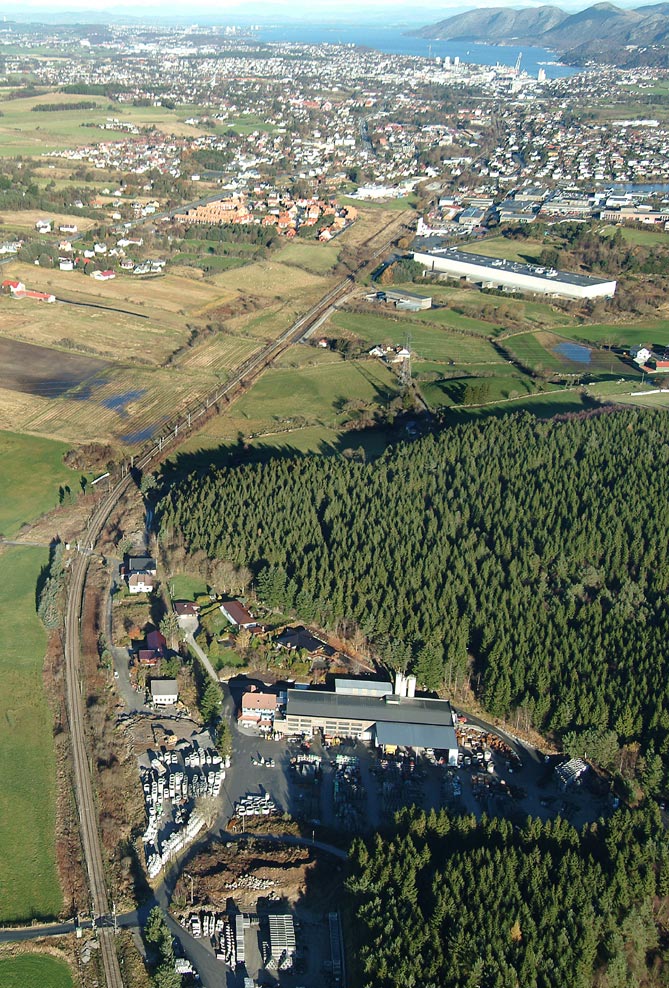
[
  {"xmin": 411, "ymin": 245, "xmax": 617, "ymax": 300},
  {"xmin": 275, "ymin": 674, "xmax": 459, "ymax": 762}
]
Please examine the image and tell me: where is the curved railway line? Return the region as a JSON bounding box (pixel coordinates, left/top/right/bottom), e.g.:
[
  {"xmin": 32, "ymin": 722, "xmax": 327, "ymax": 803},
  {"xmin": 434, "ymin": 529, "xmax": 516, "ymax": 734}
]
[{"xmin": 62, "ymin": 216, "xmax": 406, "ymax": 988}]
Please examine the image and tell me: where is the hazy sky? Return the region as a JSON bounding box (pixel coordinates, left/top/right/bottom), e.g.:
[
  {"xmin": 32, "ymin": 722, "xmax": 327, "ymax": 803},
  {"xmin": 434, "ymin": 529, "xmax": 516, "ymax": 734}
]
[{"xmin": 2, "ymin": 0, "xmax": 628, "ymax": 16}]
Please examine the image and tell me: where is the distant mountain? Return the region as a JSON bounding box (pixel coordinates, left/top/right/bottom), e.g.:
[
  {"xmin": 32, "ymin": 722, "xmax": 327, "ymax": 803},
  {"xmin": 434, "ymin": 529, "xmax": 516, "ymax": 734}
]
[{"xmin": 413, "ymin": 3, "xmax": 669, "ymax": 67}]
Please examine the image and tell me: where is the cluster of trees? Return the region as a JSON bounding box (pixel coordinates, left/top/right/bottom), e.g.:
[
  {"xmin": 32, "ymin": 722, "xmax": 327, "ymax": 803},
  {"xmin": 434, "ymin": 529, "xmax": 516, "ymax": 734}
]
[
  {"xmin": 377, "ymin": 257, "xmax": 425, "ymax": 285},
  {"xmin": 347, "ymin": 806, "xmax": 669, "ymax": 988},
  {"xmin": 143, "ymin": 907, "xmax": 181, "ymax": 988},
  {"xmin": 37, "ymin": 542, "xmax": 66, "ymax": 630},
  {"xmin": 31, "ymin": 100, "xmax": 98, "ymax": 112},
  {"xmin": 158, "ymin": 409, "xmax": 669, "ymax": 776}
]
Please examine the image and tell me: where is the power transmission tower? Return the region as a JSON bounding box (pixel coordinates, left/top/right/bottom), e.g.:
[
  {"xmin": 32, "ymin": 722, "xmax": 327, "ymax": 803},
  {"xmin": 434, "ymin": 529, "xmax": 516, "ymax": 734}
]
[{"xmin": 399, "ymin": 333, "xmax": 412, "ymax": 387}]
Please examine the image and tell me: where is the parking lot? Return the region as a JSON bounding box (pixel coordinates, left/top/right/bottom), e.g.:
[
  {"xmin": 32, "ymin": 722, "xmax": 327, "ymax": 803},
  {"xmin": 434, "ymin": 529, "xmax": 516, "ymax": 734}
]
[{"xmin": 218, "ymin": 715, "xmax": 613, "ymax": 838}]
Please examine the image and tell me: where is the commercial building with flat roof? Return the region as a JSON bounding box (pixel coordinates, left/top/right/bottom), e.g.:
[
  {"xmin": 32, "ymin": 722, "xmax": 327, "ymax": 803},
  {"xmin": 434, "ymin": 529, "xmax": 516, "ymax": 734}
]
[
  {"xmin": 412, "ymin": 246, "xmax": 616, "ymax": 300},
  {"xmin": 276, "ymin": 683, "xmax": 458, "ymax": 762}
]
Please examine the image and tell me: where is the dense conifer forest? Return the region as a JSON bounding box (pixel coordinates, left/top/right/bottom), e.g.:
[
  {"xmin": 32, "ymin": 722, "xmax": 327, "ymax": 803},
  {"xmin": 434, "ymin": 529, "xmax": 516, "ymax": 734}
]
[
  {"xmin": 157, "ymin": 408, "xmax": 669, "ymax": 771},
  {"xmin": 346, "ymin": 807, "xmax": 669, "ymax": 988}
]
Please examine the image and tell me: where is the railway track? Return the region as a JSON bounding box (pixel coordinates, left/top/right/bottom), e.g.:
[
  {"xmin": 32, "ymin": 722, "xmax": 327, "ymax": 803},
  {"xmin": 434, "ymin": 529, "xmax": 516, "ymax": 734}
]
[{"xmin": 62, "ymin": 216, "xmax": 407, "ymax": 988}]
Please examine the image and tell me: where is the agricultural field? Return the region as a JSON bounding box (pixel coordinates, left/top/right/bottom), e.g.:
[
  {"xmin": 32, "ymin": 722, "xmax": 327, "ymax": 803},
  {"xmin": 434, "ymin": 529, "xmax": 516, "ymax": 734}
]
[
  {"xmin": 0, "ymin": 91, "xmax": 226, "ymax": 156},
  {"xmin": 558, "ymin": 320, "xmax": 669, "ymax": 349},
  {"xmin": 330, "ymin": 310, "xmax": 504, "ymax": 364},
  {"xmin": 176, "ymin": 333, "xmax": 262, "ymax": 373},
  {"xmin": 0, "ymin": 547, "xmax": 62, "ymax": 922},
  {"xmin": 0, "ymin": 295, "xmax": 187, "ymax": 365},
  {"xmin": 0, "ymin": 955, "xmax": 74, "ymax": 988},
  {"xmin": 506, "ymin": 331, "xmax": 639, "ymax": 380},
  {"xmin": 0, "ymin": 209, "xmax": 96, "ymax": 234},
  {"xmin": 461, "ymin": 236, "xmax": 545, "ymax": 264},
  {"xmin": 0, "ymin": 431, "xmax": 83, "ymax": 537},
  {"xmin": 278, "ymin": 240, "xmax": 342, "ymax": 275},
  {"xmin": 3, "ymin": 262, "xmax": 234, "ymax": 320}
]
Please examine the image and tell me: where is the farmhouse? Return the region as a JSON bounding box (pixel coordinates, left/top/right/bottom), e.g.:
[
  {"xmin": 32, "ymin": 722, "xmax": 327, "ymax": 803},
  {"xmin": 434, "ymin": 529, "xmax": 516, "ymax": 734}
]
[
  {"xmin": 411, "ymin": 246, "xmax": 616, "ymax": 301},
  {"xmin": 275, "ymin": 673, "xmax": 458, "ymax": 761},
  {"xmin": 220, "ymin": 600, "xmax": 256, "ymax": 628},
  {"xmin": 128, "ymin": 572, "xmax": 155, "ymax": 594},
  {"xmin": 151, "ymin": 679, "xmax": 179, "ymax": 707}
]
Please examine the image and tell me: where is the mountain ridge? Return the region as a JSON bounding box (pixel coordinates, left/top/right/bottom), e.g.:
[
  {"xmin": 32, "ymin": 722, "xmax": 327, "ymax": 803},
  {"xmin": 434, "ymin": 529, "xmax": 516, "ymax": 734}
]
[{"xmin": 413, "ymin": 3, "xmax": 669, "ymax": 67}]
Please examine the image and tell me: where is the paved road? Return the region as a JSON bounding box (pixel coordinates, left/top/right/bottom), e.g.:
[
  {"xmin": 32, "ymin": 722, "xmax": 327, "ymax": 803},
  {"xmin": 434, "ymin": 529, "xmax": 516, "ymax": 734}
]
[{"xmin": 185, "ymin": 631, "xmax": 219, "ymax": 684}]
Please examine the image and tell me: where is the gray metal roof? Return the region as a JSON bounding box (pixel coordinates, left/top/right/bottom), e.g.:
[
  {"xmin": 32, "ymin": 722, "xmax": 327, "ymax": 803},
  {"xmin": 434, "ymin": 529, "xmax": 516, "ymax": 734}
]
[
  {"xmin": 286, "ymin": 688, "xmax": 456, "ymax": 741},
  {"xmin": 375, "ymin": 721, "xmax": 457, "ymax": 751},
  {"xmin": 417, "ymin": 246, "xmax": 614, "ymax": 288},
  {"xmin": 150, "ymin": 679, "xmax": 178, "ymax": 695},
  {"xmin": 334, "ymin": 678, "xmax": 392, "ymax": 697}
]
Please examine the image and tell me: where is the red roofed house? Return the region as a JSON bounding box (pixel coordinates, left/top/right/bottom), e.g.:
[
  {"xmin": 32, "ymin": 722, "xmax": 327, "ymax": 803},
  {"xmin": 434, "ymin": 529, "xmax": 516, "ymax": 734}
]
[
  {"xmin": 238, "ymin": 689, "xmax": 278, "ymax": 730},
  {"xmin": 220, "ymin": 600, "xmax": 256, "ymax": 629},
  {"xmin": 146, "ymin": 629, "xmax": 167, "ymax": 656}
]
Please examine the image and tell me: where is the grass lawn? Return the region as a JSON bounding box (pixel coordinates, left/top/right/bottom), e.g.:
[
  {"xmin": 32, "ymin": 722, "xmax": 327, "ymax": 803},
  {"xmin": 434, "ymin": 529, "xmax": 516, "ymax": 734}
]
[
  {"xmin": 0, "ymin": 546, "xmax": 62, "ymax": 922},
  {"xmin": 169, "ymin": 573, "xmax": 208, "ymax": 600},
  {"xmin": 461, "ymin": 236, "xmax": 545, "ymax": 264},
  {"xmin": 0, "ymin": 955, "xmax": 73, "ymax": 988},
  {"xmin": 601, "ymin": 225, "xmax": 669, "ymax": 247},
  {"xmin": 0, "ymin": 431, "xmax": 82, "ymax": 537}
]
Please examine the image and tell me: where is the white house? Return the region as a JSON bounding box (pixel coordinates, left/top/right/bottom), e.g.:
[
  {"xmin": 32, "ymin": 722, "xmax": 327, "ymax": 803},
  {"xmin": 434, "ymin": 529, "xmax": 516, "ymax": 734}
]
[
  {"xmin": 129, "ymin": 572, "xmax": 155, "ymax": 594},
  {"xmin": 151, "ymin": 679, "xmax": 179, "ymax": 706},
  {"xmin": 631, "ymin": 346, "xmax": 652, "ymax": 365}
]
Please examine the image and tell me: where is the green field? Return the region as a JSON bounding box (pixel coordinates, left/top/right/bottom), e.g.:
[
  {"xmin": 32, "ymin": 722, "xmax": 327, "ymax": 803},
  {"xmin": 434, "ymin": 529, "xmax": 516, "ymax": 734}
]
[
  {"xmin": 601, "ymin": 225, "xmax": 669, "ymax": 247},
  {"xmin": 447, "ymin": 387, "xmax": 591, "ymax": 421},
  {"xmin": 506, "ymin": 331, "xmax": 641, "ymax": 380},
  {"xmin": 340, "ymin": 194, "xmax": 417, "ymax": 211},
  {"xmin": 0, "ymin": 431, "xmax": 83, "ymax": 537},
  {"xmin": 0, "ymin": 547, "xmax": 62, "ymax": 922},
  {"xmin": 229, "ymin": 358, "xmax": 399, "ymax": 432},
  {"xmin": 0, "ymin": 91, "xmax": 228, "ymax": 156},
  {"xmin": 0, "ymin": 955, "xmax": 73, "ymax": 988},
  {"xmin": 278, "ymin": 240, "xmax": 341, "ymax": 275},
  {"xmin": 421, "ymin": 367, "xmax": 546, "ymax": 409},
  {"xmin": 331, "ymin": 311, "xmax": 503, "ymax": 362},
  {"xmin": 558, "ymin": 321, "xmax": 669, "ymax": 348}
]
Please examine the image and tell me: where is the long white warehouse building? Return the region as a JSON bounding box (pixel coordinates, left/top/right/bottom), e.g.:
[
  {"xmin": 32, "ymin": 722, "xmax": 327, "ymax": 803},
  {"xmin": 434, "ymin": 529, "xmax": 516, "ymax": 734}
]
[{"xmin": 412, "ymin": 246, "xmax": 616, "ymax": 300}]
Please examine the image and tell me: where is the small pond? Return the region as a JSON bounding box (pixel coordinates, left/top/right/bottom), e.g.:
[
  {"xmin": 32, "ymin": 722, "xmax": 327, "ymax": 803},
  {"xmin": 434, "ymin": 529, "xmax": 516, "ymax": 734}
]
[{"xmin": 553, "ymin": 342, "xmax": 592, "ymax": 365}]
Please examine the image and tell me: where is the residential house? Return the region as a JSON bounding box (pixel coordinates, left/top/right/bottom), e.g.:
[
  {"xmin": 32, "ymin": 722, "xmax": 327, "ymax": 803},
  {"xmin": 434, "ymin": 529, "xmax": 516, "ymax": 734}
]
[
  {"xmin": 128, "ymin": 572, "xmax": 155, "ymax": 594},
  {"xmin": 220, "ymin": 600, "xmax": 256, "ymax": 628},
  {"xmin": 150, "ymin": 679, "xmax": 179, "ymax": 706},
  {"xmin": 173, "ymin": 601, "xmax": 200, "ymax": 633},
  {"xmin": 146, "ymin": 630, "xmax": 167, "ymax": 656}
]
